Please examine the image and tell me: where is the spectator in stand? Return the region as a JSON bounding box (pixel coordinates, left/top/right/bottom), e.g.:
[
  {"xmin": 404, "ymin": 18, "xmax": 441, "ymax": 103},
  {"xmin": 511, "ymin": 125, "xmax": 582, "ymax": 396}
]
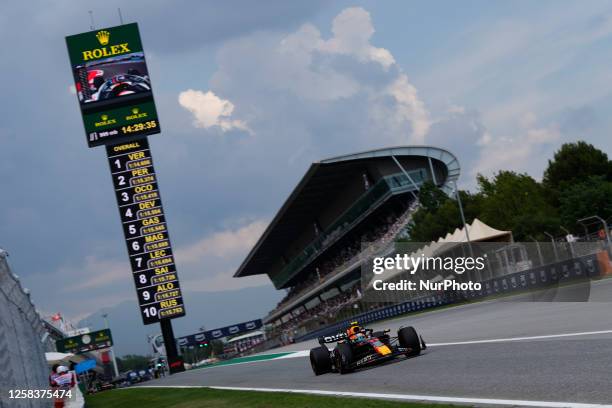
[{"xmin": 274, "ymin": 204, "xmax": 414, "ymax": 319}]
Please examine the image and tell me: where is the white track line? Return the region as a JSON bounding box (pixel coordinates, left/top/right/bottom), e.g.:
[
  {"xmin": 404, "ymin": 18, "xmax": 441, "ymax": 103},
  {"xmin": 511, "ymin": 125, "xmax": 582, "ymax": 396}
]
[
  {"xmin": 427, "ymin": 329, "xmax": 612, "ymax": 347},
  {"xmin": 137, "ymin": 385, "xmax": 611, "ymax": 407},
  {"xmin": 274, "ymin": 350, "xmax": 310, "ymax": 359}
]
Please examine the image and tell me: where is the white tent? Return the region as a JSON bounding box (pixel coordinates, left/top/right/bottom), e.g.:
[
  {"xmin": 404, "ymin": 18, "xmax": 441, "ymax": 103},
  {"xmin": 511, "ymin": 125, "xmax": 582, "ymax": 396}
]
[
  {"xmin": 467, "ymin": 218, "xmax": 512, "ymax": 242},
  {"xmin": 45, "ymin": 352, "xmax": 74, "ymax": 362},
  {"xmin": 370, "ymin": 219, "xmax": 511, "ymax": 285},
  {"xmin": 429, "ymin": 218, "xmax": 511, "ymax": 246}
]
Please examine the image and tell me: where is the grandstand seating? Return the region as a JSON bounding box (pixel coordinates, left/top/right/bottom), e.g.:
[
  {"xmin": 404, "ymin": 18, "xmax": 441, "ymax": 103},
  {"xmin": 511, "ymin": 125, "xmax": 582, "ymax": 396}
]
[
  {"xmin": 267, "ymin": 199, "xmax": 418, "ymax": 343},
  {"xmin": 233, "ymin": 146, "xmax": 461, "ymax": 343}
]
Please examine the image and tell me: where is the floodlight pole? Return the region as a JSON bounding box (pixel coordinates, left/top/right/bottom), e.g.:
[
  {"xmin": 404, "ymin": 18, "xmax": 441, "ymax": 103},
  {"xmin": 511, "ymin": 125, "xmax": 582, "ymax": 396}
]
[
  {"xmin": 544, "ymin": 231, "xmax": 559, "ymax": 262},
  {"xmin": 560, "ymin": 226, "xmax": 575, "ymax": 258},
  {"xmin": 527, "ymin": 235, "xmax": 544, "ymax": 267},
  {"xmin": 427, "ymin": 156, "xmax": 438, "ymax": 185},
  {"xmin": 453, "ymin": 181, "xmax": 474, "ymax": 253},
  {"xmin": 453, "ymin": 181, "xmax": 477, "ymax": 282},
  {"xmin": 391, "ymin": 156, "xmax": 419, "ymax": 199},
  {"xmin": 577, "ymin": 216, "xmax": 611, "ymax": 247},
  {"xmin": 88, "ymin": 11, "xmax": 95, "ymax": 31}
]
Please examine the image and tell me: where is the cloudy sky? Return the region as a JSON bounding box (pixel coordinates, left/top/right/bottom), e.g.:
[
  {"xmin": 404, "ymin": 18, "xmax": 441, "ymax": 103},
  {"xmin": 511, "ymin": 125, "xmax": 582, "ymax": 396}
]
[{"xmin": 2, "ymin": 0, "xmax": 612, "ymax": 325}]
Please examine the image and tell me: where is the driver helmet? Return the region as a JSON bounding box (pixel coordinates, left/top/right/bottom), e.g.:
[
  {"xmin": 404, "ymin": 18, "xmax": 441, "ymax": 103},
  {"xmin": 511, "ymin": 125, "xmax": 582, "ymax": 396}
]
[{"xmin": 347, "ymin": 322, "xmax": 362, "ymax": 336}]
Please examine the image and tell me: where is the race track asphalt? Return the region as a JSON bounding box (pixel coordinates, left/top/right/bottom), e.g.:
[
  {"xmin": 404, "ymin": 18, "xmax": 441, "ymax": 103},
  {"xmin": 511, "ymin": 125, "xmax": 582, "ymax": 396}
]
[{"xmin": 145, "ymin": 278, "xmax": 612, "ymax": 406}]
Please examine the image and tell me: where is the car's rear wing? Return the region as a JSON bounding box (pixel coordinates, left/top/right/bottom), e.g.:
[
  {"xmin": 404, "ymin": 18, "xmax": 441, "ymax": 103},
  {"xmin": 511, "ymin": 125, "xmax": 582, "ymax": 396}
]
[{"xmin": 318, "ymin": 333, "xmax": 347, "ymax": 344}]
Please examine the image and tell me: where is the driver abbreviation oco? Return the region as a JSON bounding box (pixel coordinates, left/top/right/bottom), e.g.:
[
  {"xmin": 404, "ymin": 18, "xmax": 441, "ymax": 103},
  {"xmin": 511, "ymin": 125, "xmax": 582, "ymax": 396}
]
[{"xmin": 372, "ymin": 279, "xmax": 482, "ymax": 291}]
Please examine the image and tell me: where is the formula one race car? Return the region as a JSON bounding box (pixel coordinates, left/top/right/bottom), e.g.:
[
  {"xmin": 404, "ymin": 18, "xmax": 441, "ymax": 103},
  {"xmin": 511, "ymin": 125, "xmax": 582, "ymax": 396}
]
[
  {"xmin": 94, "ymin": 74, "xmax": 151, "ymax": 101},
  {"xmin": 309, "ymin": 322, "xmax": 426, "ymax": 375}
]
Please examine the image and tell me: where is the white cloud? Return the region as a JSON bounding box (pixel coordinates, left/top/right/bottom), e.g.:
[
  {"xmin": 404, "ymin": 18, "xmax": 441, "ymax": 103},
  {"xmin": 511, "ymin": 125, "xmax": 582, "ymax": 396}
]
[
  {"xmin": 384, "ymin": 74, "xmax": 430, "ymax": 142},
  {"xmin": 319, "ymin": 7, "xmax": 395, "ymax": 69},
  {"xmin": 414, "ymin": 3, "xmax": 612, "ymax": 185},
  {"xmin": 23, "ymin": 256, "xmax": 135, "ymax": 321},
  {"xmin": 176, "ymin": 219, "xmax": 267, "ymax": 264},
  {"xmin": 174, "ymin": 219, "xmax": 270, "ymax": 292},
  {"xmin": 477, "ymin": 131, "xmax": 492, "ymax": 147},
  {"xmin": 448, "ymin": 105, "xmax": 466, "ymax": 115},
  {"xmin": 190, "ymin": 6, "xmax": 430, "ymax": 147},
  {"xmin": 59, "ymin": 256, "xmax": 128, "ymax": 292},
  {"xmin": 277, "ymin": 24, "xmax": 361, "ymax": 101},
  {"xmin": 38, "ymin": 220, "xmax": 271, "ymax": 319},
  {"xmin": 474, "ymin": 113, "xmax": 560, "ymax": 178},
  {"xmin": 425, "ymin": 106, "xmax": 561, "ymax": 189},
  {"xmin": 178, "ymin": 89, "xmax": 251, "ymax": 133}
]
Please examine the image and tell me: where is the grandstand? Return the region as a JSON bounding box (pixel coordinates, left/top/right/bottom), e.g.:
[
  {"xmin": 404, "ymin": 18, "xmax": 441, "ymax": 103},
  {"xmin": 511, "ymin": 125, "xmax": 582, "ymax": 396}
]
[{"xmin": 234, "ymin": 146, "xmax": 460, "ymax": 342}]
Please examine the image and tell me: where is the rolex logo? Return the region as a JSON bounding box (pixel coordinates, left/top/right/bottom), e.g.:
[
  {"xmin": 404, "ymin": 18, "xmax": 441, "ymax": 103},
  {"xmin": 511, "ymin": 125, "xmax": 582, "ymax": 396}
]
[
  {"xmin": 94, "ymin": 113, "xmax": 116, "ymax": 128},
  {"xmin": 82, "ymin": 30, "xmax": 129, "ymax": 61},
  {"xmin": 96, "ymin": 30, "xmax": 110, "ymax": 46},
  {"xmin": 126, "ymin": 107, "xmax": 147, "ymax": 120}
]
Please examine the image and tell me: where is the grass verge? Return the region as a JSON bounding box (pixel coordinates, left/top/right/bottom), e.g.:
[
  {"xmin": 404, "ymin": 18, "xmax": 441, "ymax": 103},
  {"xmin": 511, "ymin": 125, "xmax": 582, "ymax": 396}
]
[{"xmin": 85, "ymin": 387, "xmax": 457, "ymax": 408}]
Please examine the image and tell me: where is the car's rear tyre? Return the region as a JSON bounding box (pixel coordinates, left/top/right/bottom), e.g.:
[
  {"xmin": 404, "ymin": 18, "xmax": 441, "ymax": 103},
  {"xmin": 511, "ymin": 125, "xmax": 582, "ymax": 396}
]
[
  {"xmin": 310, "ymin": 346, "xmax": 332, "ymax": 375},
  {"xmin": 334, "ymin": 343, "xmax": 353, "ymax": 374},
  {"xmin": 398, "ymin": 326, "xmax": 421, "ymax": 357}
]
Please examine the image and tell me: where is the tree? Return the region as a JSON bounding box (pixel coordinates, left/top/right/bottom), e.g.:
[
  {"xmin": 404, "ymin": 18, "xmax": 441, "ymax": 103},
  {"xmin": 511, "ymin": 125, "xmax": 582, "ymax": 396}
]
[
  {"xmin": 403, "ymin": 142, "xmax": 612, "ymax": 243},
  {"xmin": 405, "ymin": 185, "xmax": 482, "ymax": 243},
  {"xmin": 476, "ymin": 171, "xmax": 559, "ymax": 240},
  {"xmin": 116, "ymin": 354, "xmax": 152, "ymax": 372},
  {"xmin": 211, "ymin": 339, "xmax": 225, "ymax": 356},
  {"xmin": 416, "ymin": 181, "xmax": 448, "ymax": 213},
  {"xmin": 543, "ymin": 141, "xmax": 612, "ymax": 197},
  {"xmin": 559, "ymin": 176, "xmax": 612, "ymax": 231}
]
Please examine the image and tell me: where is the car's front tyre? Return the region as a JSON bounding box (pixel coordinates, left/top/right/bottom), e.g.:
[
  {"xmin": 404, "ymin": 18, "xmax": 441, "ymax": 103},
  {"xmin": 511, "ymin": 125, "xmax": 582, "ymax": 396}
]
[
  {"xmin": 310, "ymin": 346, "xmax": 332, "ymax": 375},
  {"xmin": 398, "ymin": 326, "xmax": 421, "ymax": 357}
]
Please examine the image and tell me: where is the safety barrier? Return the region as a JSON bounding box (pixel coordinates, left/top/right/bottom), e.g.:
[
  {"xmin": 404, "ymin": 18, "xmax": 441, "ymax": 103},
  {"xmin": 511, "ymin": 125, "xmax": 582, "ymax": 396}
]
[
  {"xmin": 0, "ymin": 255, "xmax": 53, "ymax": 408},
  {"xmin": 296, "ymin": 253, "xmax": 601, "ymax": 342}
]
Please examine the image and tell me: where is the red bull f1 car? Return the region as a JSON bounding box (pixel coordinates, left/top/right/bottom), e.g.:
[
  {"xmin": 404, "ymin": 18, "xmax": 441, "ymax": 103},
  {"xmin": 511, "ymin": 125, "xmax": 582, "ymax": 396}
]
[{"xmin": 309, "ymin": 323, "xmax": 426, "ymax": 375}]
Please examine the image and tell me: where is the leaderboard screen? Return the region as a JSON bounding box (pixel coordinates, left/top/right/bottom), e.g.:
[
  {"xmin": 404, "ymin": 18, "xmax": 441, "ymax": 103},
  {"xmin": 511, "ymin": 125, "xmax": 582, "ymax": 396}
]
[
  {"xmin": 56, "ymin": 329, "xmax": 114, "ymax": 354},
  {"xmin": 66, "ymin": 23, "xmax": 160, "ymax": 147},
  {"xmin": 106, "ymin": 138, "xmax": 185, "ymax": 324}
]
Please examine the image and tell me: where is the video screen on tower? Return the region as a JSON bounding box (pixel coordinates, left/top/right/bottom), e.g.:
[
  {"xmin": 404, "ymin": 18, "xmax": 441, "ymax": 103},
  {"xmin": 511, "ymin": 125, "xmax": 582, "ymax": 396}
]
[
  {"xmin": 66, "ymin": 23, "xmax": 160, "ymax": 147},
  {"xmin": 72, "ymin": 51, "xmax": 151, "ymax": 105}
]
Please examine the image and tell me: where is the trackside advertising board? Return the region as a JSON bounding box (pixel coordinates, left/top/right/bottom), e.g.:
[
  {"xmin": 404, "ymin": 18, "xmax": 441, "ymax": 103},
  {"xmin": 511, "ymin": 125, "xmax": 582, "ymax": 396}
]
[
  {"xmin": 66, "ymin": 23, "xmax": 160, "ymax": 147},
  {"xmin": 177, "ymin": 319, "xmax": 263, "ymax": 347},
  {"xmin": 56, "ymin": 329, "xmax": 113, "ymax": 354}
]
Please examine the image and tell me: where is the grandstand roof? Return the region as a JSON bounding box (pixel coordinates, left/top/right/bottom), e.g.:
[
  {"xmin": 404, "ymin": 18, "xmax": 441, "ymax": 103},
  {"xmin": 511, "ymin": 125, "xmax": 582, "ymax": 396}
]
[{"xmin": 235, "ymin": 146, "xmax": 460, "ymax": 278}]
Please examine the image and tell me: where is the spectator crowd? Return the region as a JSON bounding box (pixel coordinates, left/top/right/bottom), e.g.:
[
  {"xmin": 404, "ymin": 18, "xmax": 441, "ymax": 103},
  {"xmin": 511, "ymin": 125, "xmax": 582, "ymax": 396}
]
[
  {"xmin": 270, "ymin": 201, "xmax": 420, "ymax": 343},
  {"xmin": 273, "ymin": 203, "xmax": 417, "ymax": 312}
]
